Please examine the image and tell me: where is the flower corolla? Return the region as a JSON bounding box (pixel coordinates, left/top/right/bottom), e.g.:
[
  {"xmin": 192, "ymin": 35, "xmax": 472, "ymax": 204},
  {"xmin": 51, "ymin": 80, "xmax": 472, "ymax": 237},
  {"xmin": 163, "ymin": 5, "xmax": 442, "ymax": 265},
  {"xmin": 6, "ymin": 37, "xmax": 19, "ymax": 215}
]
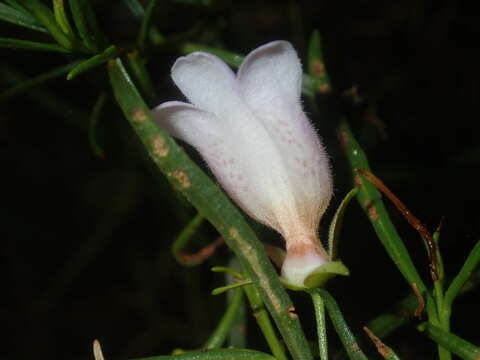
[{"xmin": 152, "ymin": 41, "xmax": 333, "ymax": 287}]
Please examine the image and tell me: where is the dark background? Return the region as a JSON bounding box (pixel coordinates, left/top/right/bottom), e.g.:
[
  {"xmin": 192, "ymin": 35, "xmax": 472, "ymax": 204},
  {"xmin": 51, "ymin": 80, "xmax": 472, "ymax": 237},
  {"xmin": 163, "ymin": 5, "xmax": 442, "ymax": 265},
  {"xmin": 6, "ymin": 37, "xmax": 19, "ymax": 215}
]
[{"xmin": 1, "ymin": 0, "xmax": 479, "ymax": 359}]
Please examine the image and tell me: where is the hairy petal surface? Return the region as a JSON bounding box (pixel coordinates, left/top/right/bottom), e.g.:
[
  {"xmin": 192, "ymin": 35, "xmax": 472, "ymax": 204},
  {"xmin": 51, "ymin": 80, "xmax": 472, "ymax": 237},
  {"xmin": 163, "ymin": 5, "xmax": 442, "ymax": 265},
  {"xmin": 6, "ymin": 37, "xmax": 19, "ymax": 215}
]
[
  {"xmin": 152, "ymin": 101, "xmax": 222, "ymax": 148},
  {"xmin": 171, "ymin": 52, "xmax": 241, "ymax": 118},
  {"xmin": 152, "ymin": 101, "xmax": 301, "ymax": 235},
  {"xmin": 237, "ymin": 41, "xmax": 332, "ymax": 238}
]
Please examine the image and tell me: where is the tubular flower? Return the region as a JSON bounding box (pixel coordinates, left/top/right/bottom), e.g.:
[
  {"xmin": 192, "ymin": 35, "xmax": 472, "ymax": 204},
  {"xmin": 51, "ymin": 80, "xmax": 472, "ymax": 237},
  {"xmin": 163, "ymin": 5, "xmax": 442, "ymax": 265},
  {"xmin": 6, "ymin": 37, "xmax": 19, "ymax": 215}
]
[{"xmin": 152, "ymin": 41, "xmax": 333, "ymax": 287}]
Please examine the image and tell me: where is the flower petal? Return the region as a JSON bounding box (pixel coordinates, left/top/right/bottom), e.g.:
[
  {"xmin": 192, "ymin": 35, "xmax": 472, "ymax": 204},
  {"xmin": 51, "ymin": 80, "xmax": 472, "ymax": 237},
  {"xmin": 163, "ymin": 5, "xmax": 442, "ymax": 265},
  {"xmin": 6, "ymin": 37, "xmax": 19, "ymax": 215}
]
[
  {"xmin": 238, "ymin": 40, "xmax": 302, "ymax": 108},
  {"xmin": 171, "ymin": 52, "xmax": 241, "ymax": 117},
  {"xmin": 151, "ymin": 101, "xmax": 223, "ymax": 152},
  {"xmin": 152, "ymin": 102, "xmax": 304, "ymax": 236},
  {"xmin": 238, "ymin": 41, "xmax": 332, "ymax": 231}
]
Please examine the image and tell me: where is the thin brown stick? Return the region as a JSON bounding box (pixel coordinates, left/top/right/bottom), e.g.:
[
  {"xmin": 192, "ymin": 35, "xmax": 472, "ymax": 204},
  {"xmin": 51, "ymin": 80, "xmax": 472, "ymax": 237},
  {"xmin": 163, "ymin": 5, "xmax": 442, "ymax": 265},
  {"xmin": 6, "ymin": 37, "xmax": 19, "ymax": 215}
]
[
  {"xmin": 411, "ymin": 283, "xmax": 425, "ymax": 317},
  {"xmin": 179, "ymin": 237, "xmax": 224, "ymax": 265},
  {"xmin": 363, "ymin": 326, "xmax": 394, "ymax": 358},
  {"xmin": 355, "ymin": 168, "xmax": 438, "ymax": 281}
]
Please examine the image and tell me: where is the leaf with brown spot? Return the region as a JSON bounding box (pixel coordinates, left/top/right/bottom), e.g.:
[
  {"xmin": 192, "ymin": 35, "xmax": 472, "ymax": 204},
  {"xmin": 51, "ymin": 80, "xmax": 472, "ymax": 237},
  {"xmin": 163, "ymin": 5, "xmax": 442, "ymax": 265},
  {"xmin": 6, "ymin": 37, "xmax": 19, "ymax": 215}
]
[
  {"xmin": 355, "ymin": 168, "xmax": 438, "ymax": 281},
  {"xmin": 171, "ymin": 169, "xmax": 191, "ymax": 188},
  {"xmin": 131, "ymin": 107, "xmax": 146, "ymax": 123},
  {"xmin": 152, "ymin": 135, "xmax": 169, "ymax": 157}
]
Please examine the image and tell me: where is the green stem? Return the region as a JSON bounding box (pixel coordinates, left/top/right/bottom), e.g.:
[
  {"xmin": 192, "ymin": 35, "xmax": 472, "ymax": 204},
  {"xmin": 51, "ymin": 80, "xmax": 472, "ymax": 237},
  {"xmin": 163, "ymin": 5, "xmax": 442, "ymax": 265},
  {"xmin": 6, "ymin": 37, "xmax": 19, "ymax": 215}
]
[
  {"xmin": 418, "ymin": 323, "xmax": 479, "ymax": 360},
  {"xmin": 438, "ymin": 346, "xmax": 452, "ymax": 360},
  {"xmin": 226, "ymin": 258, "xmax": 247, "ymax": 348},
  {"xmin": 310, "ymin": 291, "xmax": 328, "ymax": 360},
  {"xmin": 439, "ymin": 241, "xmax": 480, "ymax": 360},
  {"xmin": 444, "ymin": 241, "xmax": 480, "ymax": 310},
  {"xmin": 315, "ymin": 289, "xmax": 368, "ymax": 360},
  {"xmin": 171, "ymin": 213, "xmax": 205, "ymax": 265},
  {"xmin": 108, "ymin": 58, "xmax": 312, "ymax": 360},
  {"xmin": 204, "ymin": 289, "xmax": 245, "ymax": 349},
  {"xmin": 243, "ymin": 284, "xmax": 288, "ymax": 360},
  {"xmin": 434, "ymin": 279, "xmax": 451, "ymax": 360}
]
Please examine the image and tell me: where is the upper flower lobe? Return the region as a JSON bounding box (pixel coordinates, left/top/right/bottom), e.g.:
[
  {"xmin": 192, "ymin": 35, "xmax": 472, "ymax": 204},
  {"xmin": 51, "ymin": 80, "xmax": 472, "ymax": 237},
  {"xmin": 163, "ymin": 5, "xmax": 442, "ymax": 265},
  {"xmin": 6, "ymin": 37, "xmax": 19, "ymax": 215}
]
[{"xmin": 152, "ymin": 41, "xmax": 333, "ymax": 286}]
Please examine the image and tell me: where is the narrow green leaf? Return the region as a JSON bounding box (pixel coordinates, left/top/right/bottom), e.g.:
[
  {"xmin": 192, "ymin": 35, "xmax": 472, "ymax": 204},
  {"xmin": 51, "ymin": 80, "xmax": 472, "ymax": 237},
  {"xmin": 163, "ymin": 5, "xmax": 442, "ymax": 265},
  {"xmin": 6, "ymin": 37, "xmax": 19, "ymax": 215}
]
[
  {"xmin": 21, "ymin": 0, "xmax": 74, "ymax": 51},
  {"xmin": 307, "ymin": 30, "xmax": 331, "ymax": 94},
  {"xmin": 445, "ymin": 241, "xmax": 480, "ymax": 309},
  {"xmin": 433, "ymin": 226, "xmax": 446, "ymax": 282},
  {"xmin": 0, "ymin": 61, "xmax": 79, "ymax": 101},
  {"xmin": 108, "ymin": 58, "xmax": 313, "ymax": 360},
  {"xmin": 243, "ymin": 284, "xmax": 288, "ymax": 360},
  {"xmin": 0, "ymin": 37, "xmax": 68, "ymax": 52},
  {"xmin": 122, "ymin": 0, "xmax": 165, "ymax": 46},
  {"xmin": 212, "ymin": 281, "xmax": 252, "ymax": 296},
  {"xmin": 122, "ymin": 0, "xmax": 145, "ymax": 19},
  {"xmin": 204, "ymin": 289, "xmax": 245, "ymax": 348},
  {"xmin": 89, "ymin": 91, "xmax": 107, "ymax": 158},
  {"xmin": 53, "ymin": 0, "xmax": 74, "ymax": 35},
  {"xmin": 308, "ymin": 29, "xmax": 321, "ymax": 74},
  {"xmin": 67, "ymin": 45, "xmax": 118, "ymax": 80},
  {"xmin": 4, "ymin": 0, "xmax": 25, "ymax": 11},
  {"xmin": 134, "ymin": 348, "xmax": 277, "ymax": 360},
  {"xmin": 137, "ymin": 0, "xmax": 158, "ymax": 52},
  {"xmin": 171, "ymin": 213, "xmax": 205, "ymax": 265},
  {"xmin": 338, "ymin": 121, "xmax": 434, "ymax": 311},
  {"xmin": 418, "ymin": 323, "xmax": 479, "ymax": 360},
  {"xmin": 226, "ymin": 258, "xmax": 247, "ymax": 348},
  {"xmin": 180, "ymin": 42, "xmax": 244, "ymax": 67},
  {"xmin": 126, "ymin": 51, "xmax": 159, "ymax": 106},
  {"xmin": 211, "ymin": 266, "xmax": 244, "ymax": 279},
  {"xmin": 328, "ymin": 187, "xmax": 358, "ymax": 260},
  {"xmin": 316, "ymin": 288, "xmax": 368, "ymax": 360},
  {"xmin": 68, "ymin": 0, "xmax": 104, "ymax": 52},
  {"xmin": 310, "ymin": 291, "xmax": 328, "ymax": 360},
  {"xmin": 0, "ymin": 2, "xmax": 46, "ymax": 32},
  {"xmin": 365, "ymin": 293, "xmax": 417, "ymax": 338}
]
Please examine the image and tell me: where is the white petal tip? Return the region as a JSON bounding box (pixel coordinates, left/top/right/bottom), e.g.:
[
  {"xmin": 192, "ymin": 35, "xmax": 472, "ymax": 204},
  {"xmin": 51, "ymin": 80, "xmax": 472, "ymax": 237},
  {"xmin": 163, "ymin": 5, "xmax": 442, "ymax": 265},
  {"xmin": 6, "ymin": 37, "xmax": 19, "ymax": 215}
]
[{"xmin": 253, "ymin": 40, "xmax": 294, "ymax": 52}]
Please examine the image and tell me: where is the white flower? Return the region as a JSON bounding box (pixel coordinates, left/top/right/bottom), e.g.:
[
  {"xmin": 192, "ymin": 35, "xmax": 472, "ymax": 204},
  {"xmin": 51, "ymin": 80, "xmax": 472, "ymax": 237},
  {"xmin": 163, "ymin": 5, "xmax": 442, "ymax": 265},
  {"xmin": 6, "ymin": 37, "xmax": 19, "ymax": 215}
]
[{"xmin": 152, "ymin": 40, "xmax": 333, "ymax": 287}]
